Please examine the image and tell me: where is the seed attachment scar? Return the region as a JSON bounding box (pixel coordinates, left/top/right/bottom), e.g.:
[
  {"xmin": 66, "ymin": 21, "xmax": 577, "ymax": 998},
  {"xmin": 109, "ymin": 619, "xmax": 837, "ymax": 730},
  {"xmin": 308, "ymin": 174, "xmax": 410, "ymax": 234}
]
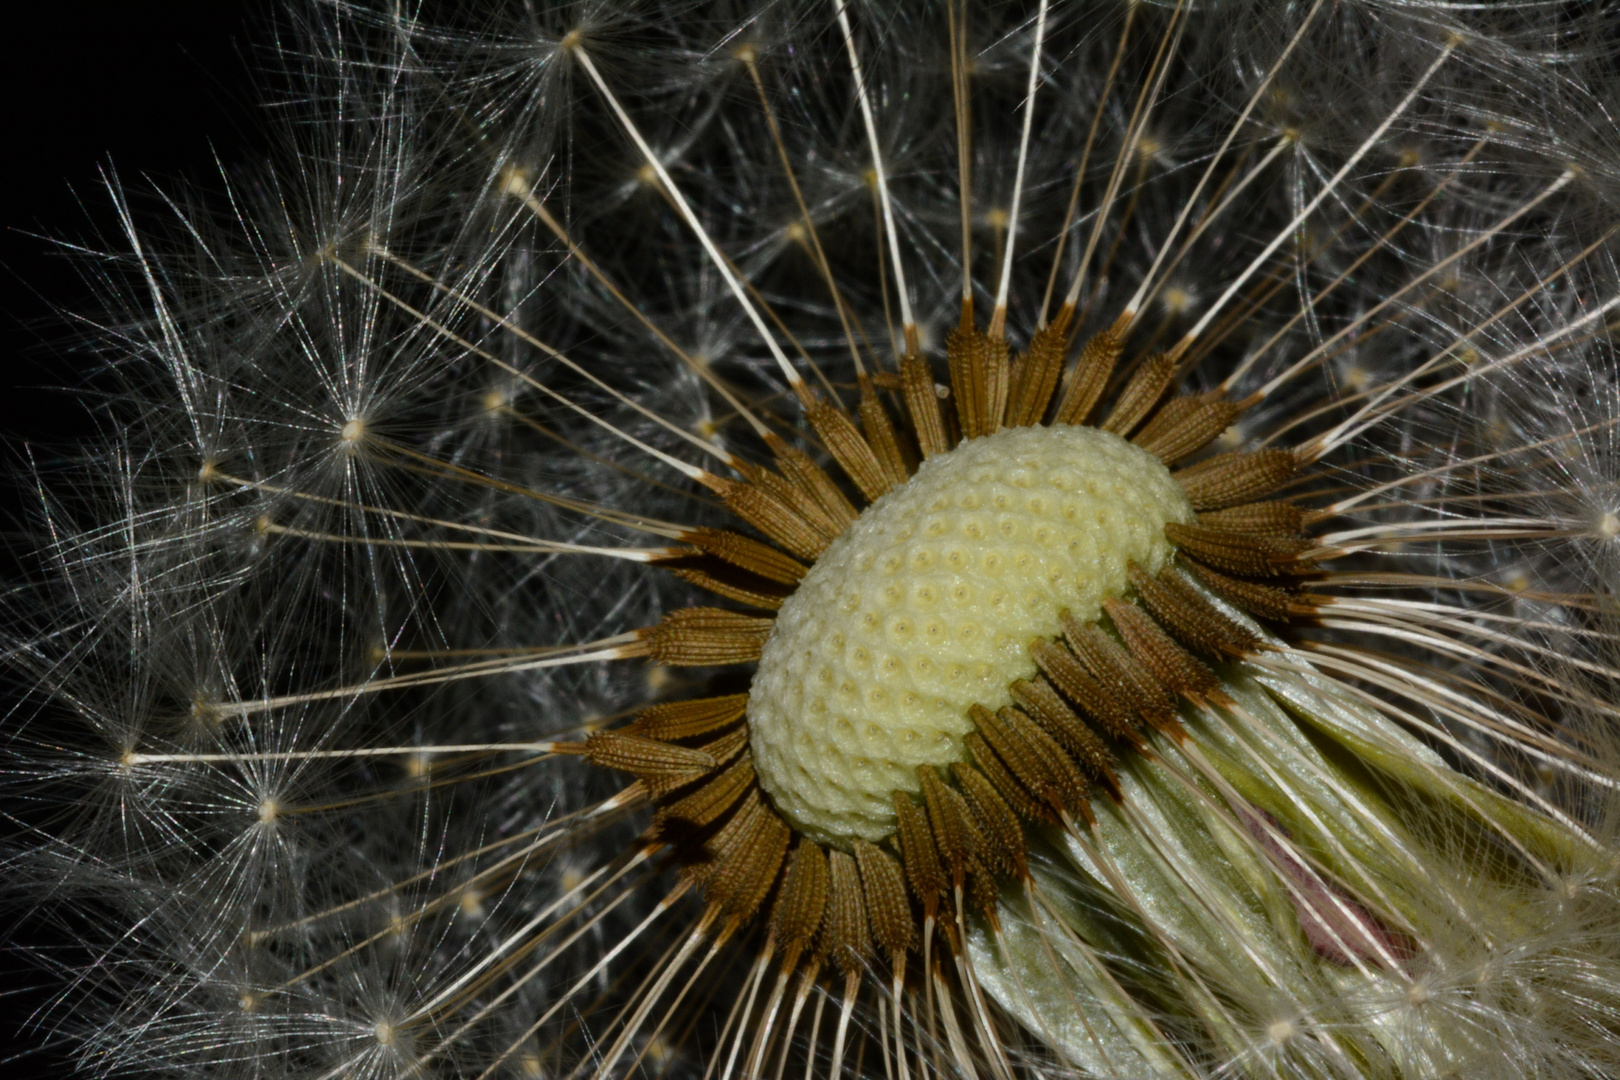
[{"xmin": 749, "ymin": 426, "xmax": 1192, "ymax": 845}]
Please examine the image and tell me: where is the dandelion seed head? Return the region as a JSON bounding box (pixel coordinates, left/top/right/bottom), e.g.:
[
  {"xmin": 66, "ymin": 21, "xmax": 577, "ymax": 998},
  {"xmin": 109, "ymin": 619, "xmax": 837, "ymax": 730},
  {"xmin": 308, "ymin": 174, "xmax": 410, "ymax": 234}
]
[{"xmin": 11, "ymin": 1, "xmax": 1620, "ymax": 1078}]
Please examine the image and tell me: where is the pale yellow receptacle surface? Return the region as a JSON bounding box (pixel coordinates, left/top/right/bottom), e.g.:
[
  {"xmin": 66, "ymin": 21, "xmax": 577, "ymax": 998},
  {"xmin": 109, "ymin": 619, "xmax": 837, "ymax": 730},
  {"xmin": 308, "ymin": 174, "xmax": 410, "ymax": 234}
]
[{"xmin": 748, "ymin": 425, "xmax": 1193, "ymax": 846}]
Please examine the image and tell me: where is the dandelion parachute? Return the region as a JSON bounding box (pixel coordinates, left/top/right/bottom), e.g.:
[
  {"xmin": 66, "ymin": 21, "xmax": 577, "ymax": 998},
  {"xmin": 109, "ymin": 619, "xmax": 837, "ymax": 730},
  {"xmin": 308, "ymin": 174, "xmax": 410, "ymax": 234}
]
[{"xmin": 7, "ymin": 2, "xmax": 1620, "ymax": 1078}]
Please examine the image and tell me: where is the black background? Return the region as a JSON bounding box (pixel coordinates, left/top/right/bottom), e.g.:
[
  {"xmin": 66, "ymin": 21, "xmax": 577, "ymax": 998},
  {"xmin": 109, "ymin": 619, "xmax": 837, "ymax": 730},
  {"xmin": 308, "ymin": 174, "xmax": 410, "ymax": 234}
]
[
  {"xmin": 2, "ymin": 6, "xmax": 262, "ymax": 447},
  {"xmin": 2, "ymin": 6, "xmax": 263, "ymax": 1073}
]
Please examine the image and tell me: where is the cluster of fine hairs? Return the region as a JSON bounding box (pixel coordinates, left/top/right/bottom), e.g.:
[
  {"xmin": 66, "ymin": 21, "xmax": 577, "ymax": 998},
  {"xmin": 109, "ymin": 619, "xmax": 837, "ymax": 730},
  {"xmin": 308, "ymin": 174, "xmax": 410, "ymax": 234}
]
[{"xmin": 9, "ymin": 2, "xmax": 1620, "ymax": 1079}]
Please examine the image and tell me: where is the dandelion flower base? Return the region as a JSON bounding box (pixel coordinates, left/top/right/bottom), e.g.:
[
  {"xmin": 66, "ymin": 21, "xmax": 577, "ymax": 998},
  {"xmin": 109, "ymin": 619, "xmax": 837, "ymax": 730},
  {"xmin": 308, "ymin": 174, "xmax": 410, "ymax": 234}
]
[{"xmin": 749, "ymin": 426, "xmax": 1191, "ymax": 845}]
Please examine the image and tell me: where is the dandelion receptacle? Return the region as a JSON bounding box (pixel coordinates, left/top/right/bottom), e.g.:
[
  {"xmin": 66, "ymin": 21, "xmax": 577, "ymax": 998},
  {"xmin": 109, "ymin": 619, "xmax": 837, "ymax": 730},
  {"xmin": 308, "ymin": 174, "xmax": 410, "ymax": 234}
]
[{"xmin": 7, "ymin": 3, "xmax": 1620, "ymax": 1079}]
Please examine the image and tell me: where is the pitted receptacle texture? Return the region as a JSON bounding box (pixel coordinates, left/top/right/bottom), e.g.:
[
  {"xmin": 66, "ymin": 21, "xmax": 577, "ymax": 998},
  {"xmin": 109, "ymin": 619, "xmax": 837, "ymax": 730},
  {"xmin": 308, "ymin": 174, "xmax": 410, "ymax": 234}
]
[{"xmin": 748, "ymin": 425, "xmax": 1194, "ymax": 845}]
